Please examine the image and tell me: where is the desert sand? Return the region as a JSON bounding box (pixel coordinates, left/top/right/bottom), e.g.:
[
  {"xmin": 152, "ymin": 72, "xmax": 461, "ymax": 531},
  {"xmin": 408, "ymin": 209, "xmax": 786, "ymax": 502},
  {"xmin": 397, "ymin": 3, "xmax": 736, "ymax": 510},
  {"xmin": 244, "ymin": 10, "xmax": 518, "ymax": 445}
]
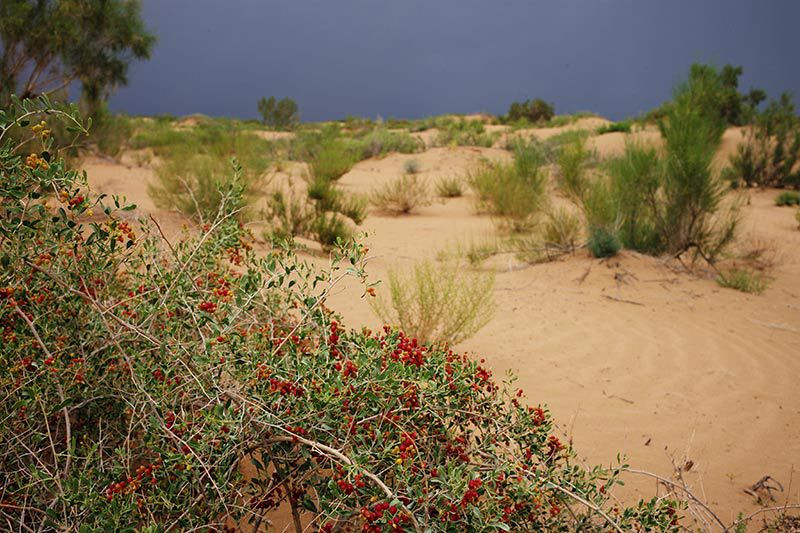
[{"xmin": 81, "ymin": 119, "xmax": 800, "ymax": 526}]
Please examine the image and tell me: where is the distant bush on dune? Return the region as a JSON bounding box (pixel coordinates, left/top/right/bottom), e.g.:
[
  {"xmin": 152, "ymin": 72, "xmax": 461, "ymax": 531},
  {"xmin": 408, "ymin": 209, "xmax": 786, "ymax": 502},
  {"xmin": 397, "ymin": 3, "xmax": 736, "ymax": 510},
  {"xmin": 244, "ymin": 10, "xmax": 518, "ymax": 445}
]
[
  {"xmin": 504, "ymin": 97, "xmax": 555, "ymax": 124},
  {"xmin": 258, "ymin": 95, "xmax": 299, "ymax": 130}
]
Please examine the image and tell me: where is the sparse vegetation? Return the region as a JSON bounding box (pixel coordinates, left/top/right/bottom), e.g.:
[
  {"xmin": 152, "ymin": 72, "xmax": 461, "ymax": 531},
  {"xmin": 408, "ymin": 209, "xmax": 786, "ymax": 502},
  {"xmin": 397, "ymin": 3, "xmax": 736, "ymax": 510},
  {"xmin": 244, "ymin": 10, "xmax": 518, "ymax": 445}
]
[
  {"xmin": 717, "ymin": 268, "xmax": 769, "ymax": 294},
  {"xmin": 435, "ymin": 119, "xmax": 498, "ymax": 147},
  {"xmin": 435, "ymin": 176, "xmax": 464, "ymax": 198},
  {"xmin": 370, "ymin": 256, "xmax": 496, "ymax": 344},
  {"xmin": 370, "ymin": 174, "xmax": 431, "ymax": 215},
  {"xmin": 145, "ymin": 122, "xmax": 274, "ymax": 223}
]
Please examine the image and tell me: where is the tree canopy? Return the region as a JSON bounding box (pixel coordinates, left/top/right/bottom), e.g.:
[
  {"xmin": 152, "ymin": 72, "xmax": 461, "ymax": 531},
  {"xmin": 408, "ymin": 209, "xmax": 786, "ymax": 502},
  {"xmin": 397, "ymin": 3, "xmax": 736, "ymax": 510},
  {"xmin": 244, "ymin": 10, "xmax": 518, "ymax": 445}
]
[{"xmin": 0, "ymin": 0, "xmax": 155, "ymax": 106}]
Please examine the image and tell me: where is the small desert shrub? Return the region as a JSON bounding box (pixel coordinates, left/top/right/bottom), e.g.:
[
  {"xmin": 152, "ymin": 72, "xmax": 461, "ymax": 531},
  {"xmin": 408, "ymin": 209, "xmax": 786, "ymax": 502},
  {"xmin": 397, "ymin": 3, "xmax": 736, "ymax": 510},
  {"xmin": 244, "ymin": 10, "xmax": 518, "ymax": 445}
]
[
  {"xmin": 403, "ymin": 158, "xmax": 421, "ymax": 174},
  {"xmin": 596, "ymin": 120, "xmax": 632, "ymax": 134},
  {"xmin": 435, "ymin": 176, "xmax": 463, "ymax": 198},
  {"xmin": 257, "ymin": 95, "xmax": 299, "ymax": 129},
  {"xmin": 370, "ymin": 257, "xmax": 495, "ymax": 344},
  {"xmin": 467, "ymin": 151, "xmax": 548, "ymax": 232},
  {"xmin": 716, "ymin": 268, "xmax": 768, "ymax": 294},
  {"xmin": 587, "ymin": 226, "xmax": 621, "ymax": 258},
  {"xmin": 370, "ymin": 174, "xmax": 431, "ymax": 215},
  {"xmin": 775, "ymin": 191, "xmax": 800, "ymax": 206},
  {"xmin": 543, "ymin": 207, "xmax": 581, "ymax": 252}
]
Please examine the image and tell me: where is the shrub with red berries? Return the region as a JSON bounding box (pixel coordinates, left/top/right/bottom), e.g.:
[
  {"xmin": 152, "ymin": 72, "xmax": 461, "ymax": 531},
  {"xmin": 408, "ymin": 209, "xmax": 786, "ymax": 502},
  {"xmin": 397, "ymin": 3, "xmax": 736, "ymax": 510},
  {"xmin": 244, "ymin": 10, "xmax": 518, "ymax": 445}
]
[{"xmin": 0, "ymin": 97, "xmax": 684, "ymax": 531}]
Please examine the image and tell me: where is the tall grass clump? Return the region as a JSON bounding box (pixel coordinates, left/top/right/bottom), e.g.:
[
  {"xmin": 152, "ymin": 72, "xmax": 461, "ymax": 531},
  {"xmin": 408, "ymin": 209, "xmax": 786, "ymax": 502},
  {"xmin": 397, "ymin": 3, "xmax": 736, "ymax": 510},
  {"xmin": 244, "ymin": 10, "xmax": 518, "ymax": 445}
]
[
  {"xmin": 370, "ymin": 257, "xmax": 496, "ymax": 344},
  {"xmin": 370, "ymin": 174, "xmax": 431, "ymax": 215},
  {"xmin": 555, "ymin": 136, "xmax": 593, "ymax": 202},
  {"xmin": 435, "ymin": 176, "xmax": 463, "ymax": 198}
]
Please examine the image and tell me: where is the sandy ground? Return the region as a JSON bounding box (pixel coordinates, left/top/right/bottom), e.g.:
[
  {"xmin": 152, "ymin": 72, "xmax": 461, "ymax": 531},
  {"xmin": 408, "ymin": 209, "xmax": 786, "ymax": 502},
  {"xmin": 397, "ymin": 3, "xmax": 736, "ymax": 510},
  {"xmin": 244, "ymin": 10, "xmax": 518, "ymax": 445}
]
[{"xmin": 81, "ymin": 121, "xmax": 800, "ymax": 528}]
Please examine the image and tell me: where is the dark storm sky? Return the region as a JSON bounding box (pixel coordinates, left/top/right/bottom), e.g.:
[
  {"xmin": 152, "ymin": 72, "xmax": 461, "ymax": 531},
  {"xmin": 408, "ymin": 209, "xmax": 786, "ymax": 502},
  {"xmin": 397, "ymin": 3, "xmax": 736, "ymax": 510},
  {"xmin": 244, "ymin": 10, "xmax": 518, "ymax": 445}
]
[{"xmin": 108, "ymin": 0, "xmax": 800, "ymax": 122}]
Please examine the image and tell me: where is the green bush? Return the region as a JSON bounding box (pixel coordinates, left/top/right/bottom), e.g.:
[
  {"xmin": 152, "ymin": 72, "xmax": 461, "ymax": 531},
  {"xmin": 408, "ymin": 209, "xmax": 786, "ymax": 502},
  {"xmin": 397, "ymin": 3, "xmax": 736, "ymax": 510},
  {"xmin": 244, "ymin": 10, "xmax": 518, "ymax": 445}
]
[
  {"xmin": 467, "ymin": 160, "xmax": 548, "ymax": 232},
  {"xmin": 257, "ymin": 95, "xmax": 299, "ymax": 130},
  {"xmin": 370, "ymin": 174, "xmax": 431, "ymax": 215},
  {"xmin": 506, "ymin": 98, "xmax": 555, "ymax": 124},
  {"xmin": 775, "ymin": 191, "xmax": 800, "ymax": 206},
  {"xmin": 587, "ymin": 227, "xmax": 621, "ymax": 258},
  {"xmin": 606, "ymin": 142, "xmax": 661, "ymax": 251},
  {"xmin": 370, "ymin": 257, "xmax": 495, "ymax": 344},
  {"xmin": 310, "ymin": 137, "xmax": 359, "ymax": 182},
  {"xmin": 596, "ymin": 120, "xmax": 632, "ymax": 134}
]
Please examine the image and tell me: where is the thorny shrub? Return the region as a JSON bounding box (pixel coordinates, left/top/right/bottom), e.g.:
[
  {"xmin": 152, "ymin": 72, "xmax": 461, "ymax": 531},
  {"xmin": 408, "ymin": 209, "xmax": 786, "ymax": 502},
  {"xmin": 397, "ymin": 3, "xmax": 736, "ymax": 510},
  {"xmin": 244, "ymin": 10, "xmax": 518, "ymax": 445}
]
[{"xmin": 0, "ymin": 97, "xmax": 683, "ymax": 531}]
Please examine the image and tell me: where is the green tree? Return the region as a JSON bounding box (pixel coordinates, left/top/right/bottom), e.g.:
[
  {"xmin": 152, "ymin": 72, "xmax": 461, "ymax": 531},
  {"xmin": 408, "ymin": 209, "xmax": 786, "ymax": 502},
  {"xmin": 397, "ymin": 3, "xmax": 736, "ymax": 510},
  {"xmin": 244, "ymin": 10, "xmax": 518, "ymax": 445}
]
[
  {"xmin": 0, "ymin": 0, "xmax": 155, "ymax": 107},
  {"xmin": 258, "ymin": 95, "xmax": 299, "ymax": 129},
  {"xmin": 506, "ymin": 97, "xmax": 554, "ymax": 123}
]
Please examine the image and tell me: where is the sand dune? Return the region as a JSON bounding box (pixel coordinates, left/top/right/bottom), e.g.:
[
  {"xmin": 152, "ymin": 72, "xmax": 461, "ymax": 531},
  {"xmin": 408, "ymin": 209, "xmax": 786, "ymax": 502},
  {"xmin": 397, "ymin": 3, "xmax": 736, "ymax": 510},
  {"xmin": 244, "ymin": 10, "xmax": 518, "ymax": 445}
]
[{"xmin": 82, "ymin": 122, "xmax": 800, "ymax": 524}]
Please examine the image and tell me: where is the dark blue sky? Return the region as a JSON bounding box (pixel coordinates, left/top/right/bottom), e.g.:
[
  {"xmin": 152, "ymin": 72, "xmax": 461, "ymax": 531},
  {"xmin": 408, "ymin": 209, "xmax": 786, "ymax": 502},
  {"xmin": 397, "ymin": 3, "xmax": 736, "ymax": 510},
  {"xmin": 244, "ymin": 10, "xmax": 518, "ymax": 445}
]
[{"xmin": 109, "ymin": 0, "xmax": 800, "ymax": 122}]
